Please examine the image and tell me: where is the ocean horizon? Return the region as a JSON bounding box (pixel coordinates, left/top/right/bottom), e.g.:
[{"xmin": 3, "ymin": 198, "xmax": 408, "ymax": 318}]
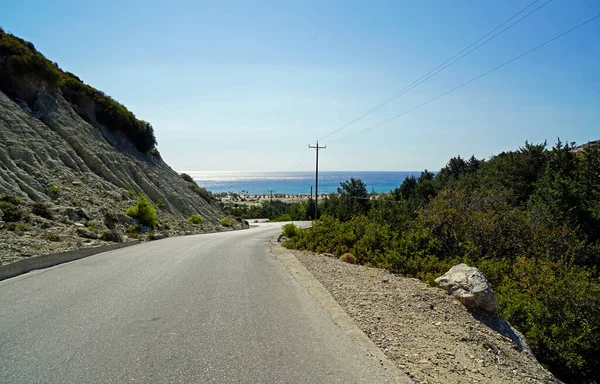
[{"xmin": 185, "ymin": 171, "xmax": 421, "ymax": 195}]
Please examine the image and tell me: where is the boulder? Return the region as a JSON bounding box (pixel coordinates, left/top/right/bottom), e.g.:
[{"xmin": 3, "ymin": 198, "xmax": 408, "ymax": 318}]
[
  {"xmin": 115, "ymin": 213, "xmax": 137, "ymax": 226},
  {"xmin": 340, "ymin": 253, "xmax": 356, "ymax": 264},
  {"xmin": 435, "ymin": 264, "xmax": 499, "ymax": 313},
  {"xmin": 60, "ymin": 207, "xmax": 91, "ymax": 222},
  {"xmin": 149, "ymin": 232, "xmax": 167, "ymax": 241}
]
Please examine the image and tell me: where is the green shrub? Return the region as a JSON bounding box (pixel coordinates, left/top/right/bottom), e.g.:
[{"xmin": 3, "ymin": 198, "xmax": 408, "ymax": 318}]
[
  {"xmin": 87, "ymin": 223, "xmax": 97, "ymax": 232},
  {"xmin": 499, "ymin": 258, "xmax": 600, "ymax": 382},
  {"xmin": 100, "ymin": 229, "xmax": 122, "ymax": 242},
  {"xmin": 282, "ymin": 223, "xmax": 299, "ymax": 238},
  {"xmin": 0, "ymin": 194, "xmax": 22, "ymax": 204},
  {"xmin": 0, "ymin": 31, "xmax": 61, "ymax": 86},
  {"xmin": 0, "ymin": 200, "xmax": 24, "ymax": 222},
  {"xmin": 156, "ymin": 200, "xmax": 166, "ymax": 210},
  {"xmin": 271, "ymin": 213, "xmax": 293, "ymax": 222},
  {"xmin": 48, "ymin": 185, "xmax": 60, "ymax": 196},
  {"xmin": 43, "ymin": 232, "xmax": 61, "ymax": 242},
  {"xmin": 189, "ymin": 184, "xmax": 214, "ymax": 203},
  {"xmin": 187, "ymin": 214, "xmax": 204, "ymax": 225},
  {"xmin": 31, "ymin": 202, "xmax": 53, "ymax": 219},
  {"xmin": 128, "ymin": 224, "xmax": 140, "ymax": 234},
  {"xmin": 125, "ymin": 194, "xmax": 157, "ymax": 228},
  {"xmin": 6, "ymin": 222, "xmax": 28, "ymax": 232},
  {"xmin": 180, "ymin": 173, "xmax": 195, "ymax": 183},
  {"xmin": 220, "ymin": 217, "xmax": 236, "ymax": 227}
]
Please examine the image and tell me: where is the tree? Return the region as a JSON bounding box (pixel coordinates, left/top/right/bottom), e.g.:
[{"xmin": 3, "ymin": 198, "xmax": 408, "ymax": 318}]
[{"xmin": 337, "ymin": 178, "xmax": 369, "ymax": 220}]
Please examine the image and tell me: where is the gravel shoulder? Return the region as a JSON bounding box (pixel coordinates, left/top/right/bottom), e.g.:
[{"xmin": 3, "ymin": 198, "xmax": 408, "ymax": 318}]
[{"xmin": 286, "ymin": 248, "xmax": 560, "ymax": 384}]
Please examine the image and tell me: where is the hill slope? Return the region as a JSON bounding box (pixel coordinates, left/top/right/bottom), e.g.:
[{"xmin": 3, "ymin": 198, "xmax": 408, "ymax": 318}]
[{"xmin": 0, "ymin": 29, "xmax": 227, "ymax": 264}]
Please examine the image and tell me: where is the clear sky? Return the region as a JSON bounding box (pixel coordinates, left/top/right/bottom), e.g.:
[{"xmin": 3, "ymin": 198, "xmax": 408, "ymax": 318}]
[{"xmin": 2, "ymin": 0, "xmax": 599, "ymax": 172}]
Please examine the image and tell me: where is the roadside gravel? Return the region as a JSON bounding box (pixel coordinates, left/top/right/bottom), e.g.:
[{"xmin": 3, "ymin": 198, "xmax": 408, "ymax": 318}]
[{"xmin": 291, "ymin": 250, "xmax": 560, "ymax": 384}]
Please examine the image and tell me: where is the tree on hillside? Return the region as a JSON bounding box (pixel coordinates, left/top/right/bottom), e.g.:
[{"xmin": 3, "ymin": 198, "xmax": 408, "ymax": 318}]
[
  {"xmin": 476, "ymin": 141, "xmax": 547, "ymax": 206},
  {"xmin": 337, "ymin": 178, "xmax": 369, "ymax": 220},
  {"xmin": 392, "ymin": 170, "xmax": 439, "ymax": 213}
]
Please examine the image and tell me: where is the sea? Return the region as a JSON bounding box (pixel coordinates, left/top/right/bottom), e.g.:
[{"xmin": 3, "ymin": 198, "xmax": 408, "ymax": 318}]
[{"xmin": 186, "ymin": 171, "xmax": 421, "ymax": 195}]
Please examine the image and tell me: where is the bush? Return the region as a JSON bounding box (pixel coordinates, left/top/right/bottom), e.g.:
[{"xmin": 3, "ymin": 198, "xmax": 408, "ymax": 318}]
[
  {"xmin": 270, "ymin": 213, "xmax": 293, "ymax": 222},
  {"xmin": 282, "ymin": 223, "xmax": 299, "ymax": 238},
  {"xmin": 0, "ymin": 200, "xmax": 24, "ymax": 222},
  {"xmin": 500, "ymin": 258, "xmax": 600, "ymax": 382},
  {"xmin": 189, "ymin": 184, "xmax": 214, "ymax": 203},
  {"xmin": 48, "ymin": 185, "xmax": 60, "ymax": 196},
  {"xmin": 187, "ymin": 214, "xmax": 204, "ymax": 225},
  {"xmin": 31, "ymin": 202, "xmax": 53, "ymax": 219},
  {"xmin": 125, "ymin": 194, "xmax": 157, "ymax": 228},
  {"xmin": 100, "ymin": 229, "xmax": 122, "ymax": 242},
  {"xmin": 6, "ymin": 222, "xmax": 28, "ymax": 232},
  {"xmin": 0, "ymin": 31, "xmax": 61, "ymax": 87},
  {"xmin": 43, "ymin": 232, "xmax": 61, "ymax": 242},
  {"xmin": 0, "ymin": 194, "xmax": 22, "ymax": 204},
  {"xmin": 220, "ymin": 217, "xmax": 236, "ymax": 227},
  {"xmin": 180, "ymin": 173, "xmax": 195, "ymax": 183}
]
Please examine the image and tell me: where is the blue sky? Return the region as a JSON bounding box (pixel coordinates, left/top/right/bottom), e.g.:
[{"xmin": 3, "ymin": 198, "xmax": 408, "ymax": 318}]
[{"xmin": 2, "ymin": 0, "xmax": 599, "ymax": 171}]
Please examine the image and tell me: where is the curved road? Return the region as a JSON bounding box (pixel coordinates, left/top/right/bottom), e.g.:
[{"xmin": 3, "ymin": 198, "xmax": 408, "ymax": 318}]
[{"xmin": 0, "ymin": 222, "xmax": 395, "ymax": 383}]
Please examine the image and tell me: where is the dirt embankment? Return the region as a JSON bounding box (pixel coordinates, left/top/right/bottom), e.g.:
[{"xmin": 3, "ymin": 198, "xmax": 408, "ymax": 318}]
[
  {"xmin": 0, "ymin": 86, "xmax": 231, "ymax": 265},
  {"xmin": 291, "ymin": 250, "xmax": 559, "ymax": 384}
]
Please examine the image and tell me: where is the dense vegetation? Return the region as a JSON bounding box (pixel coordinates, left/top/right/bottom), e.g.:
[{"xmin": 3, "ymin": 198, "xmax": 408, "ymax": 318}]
[
  {"xmin": 0, "ymin": 27, "xmax": 156, "ymax": 153},
  {"xmin": 284, "ymin": 140, "xmax": 600, "ymax": 383}
]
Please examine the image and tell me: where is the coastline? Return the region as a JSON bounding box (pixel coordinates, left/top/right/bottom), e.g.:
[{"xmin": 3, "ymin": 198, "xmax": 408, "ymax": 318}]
[{"xmin": 187, "ymin": 170, "xmax": 421, "ymax": 196}]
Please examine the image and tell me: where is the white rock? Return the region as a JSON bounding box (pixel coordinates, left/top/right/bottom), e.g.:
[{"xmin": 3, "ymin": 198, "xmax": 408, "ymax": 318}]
[{"xmin": 435, "ymin": 263, "xmax": 499, "ymax": 313}]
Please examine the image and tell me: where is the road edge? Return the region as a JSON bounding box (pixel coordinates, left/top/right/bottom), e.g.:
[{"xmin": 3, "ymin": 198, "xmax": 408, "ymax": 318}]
[
  {"xmin": 268, "ymin": 240, "xmax": 413, "ymax": 384},
  {"xmin": 0, "ymin": 240, "xmax": 140, "ymax": 281}
]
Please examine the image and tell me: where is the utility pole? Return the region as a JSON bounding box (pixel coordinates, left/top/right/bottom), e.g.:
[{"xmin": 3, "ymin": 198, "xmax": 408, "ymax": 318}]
[
  {"xmin": 308, "ymin": 141, "xmax": 326, "ymax": 220},
  {"xmin": 310, "ymin": 186, "xmax": 313, "ymax": 219},
  {"xmin": 269, "ymin": 190, "xmax": 274, "ymax": 219}
]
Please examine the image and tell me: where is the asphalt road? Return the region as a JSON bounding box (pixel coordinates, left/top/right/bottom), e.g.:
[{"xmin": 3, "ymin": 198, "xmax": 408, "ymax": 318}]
[{"xmin": 0, "ymin": 222, "xmax": 395, "ymax": 383}]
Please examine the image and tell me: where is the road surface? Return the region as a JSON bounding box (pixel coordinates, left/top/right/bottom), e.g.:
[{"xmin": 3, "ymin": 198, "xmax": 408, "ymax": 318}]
[{"xmin": 0, "ymin": 222, "xmax": 395, "ymax": 383}]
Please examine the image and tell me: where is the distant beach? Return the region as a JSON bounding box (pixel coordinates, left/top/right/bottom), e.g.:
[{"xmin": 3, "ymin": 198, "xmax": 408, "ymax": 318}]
[{"xmin": 185, "ymin": 171, "xmax": 421, "ymax": 195}]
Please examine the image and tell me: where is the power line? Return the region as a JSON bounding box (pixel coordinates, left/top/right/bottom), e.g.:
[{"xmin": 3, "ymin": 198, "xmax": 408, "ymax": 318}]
[
  {"xmin": 318, "ymin": 0, "xmax": 552, "ymax": 142},
  {"xmin": 328, "ymin": 12, "xmax": 600, "ymax": 146},
  {"xmin": 290, "ymin": 148, "xmax": 310, "ymax": 171}
]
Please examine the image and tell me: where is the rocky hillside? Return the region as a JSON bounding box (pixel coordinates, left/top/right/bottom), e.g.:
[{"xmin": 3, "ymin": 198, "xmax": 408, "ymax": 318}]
[{"xmin": 0, "ymin": 29, "xmax": 231, "ymax": 265}]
